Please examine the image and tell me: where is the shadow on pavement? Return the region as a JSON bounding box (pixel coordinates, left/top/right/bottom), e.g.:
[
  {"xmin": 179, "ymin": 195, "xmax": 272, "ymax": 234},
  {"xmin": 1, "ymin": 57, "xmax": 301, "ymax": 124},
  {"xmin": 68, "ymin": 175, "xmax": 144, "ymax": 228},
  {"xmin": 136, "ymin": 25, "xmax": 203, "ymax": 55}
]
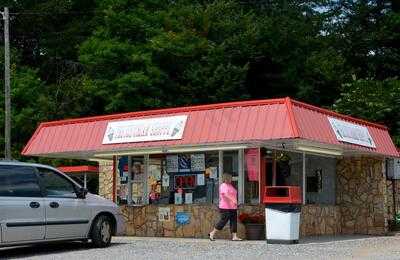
[{"xmin": 0, "ymin": 241, "xmax": 126, "ymax": 259}]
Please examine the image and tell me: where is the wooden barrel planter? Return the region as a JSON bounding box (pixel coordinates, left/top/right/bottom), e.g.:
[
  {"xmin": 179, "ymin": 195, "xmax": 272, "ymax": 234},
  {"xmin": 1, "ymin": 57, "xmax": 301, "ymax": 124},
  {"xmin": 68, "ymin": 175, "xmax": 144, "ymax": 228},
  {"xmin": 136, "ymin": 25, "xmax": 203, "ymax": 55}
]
[{"xmin": 245, "ymin": 223, "xmax": 265, "ymax": 240}]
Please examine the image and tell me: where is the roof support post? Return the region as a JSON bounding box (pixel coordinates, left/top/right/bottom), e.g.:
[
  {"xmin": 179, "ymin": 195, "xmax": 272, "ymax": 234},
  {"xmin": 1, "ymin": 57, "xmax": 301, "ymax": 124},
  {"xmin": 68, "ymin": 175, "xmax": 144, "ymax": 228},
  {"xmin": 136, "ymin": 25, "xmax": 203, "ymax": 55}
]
[
  {"xmin": 143, "ymin": 154, "xmax": 150, "ymax": 204},
  {"xmin": 112, "ymin": 156, "xmax": 117, "ymax": 203},
  {"xmin": 84, "ymin": 173, "xmax": 87, "ymax": 189},
  {"xmin": 302, "ymin": 152, "xmax": 306, "ymax": 205},
  {"xmin": 238, "ymin": 148, "xmax": 244, "ymax": 205},
  {"xmin": 218, "ymin": 150, "xmax": 224, "ymax": 201},
  {"xmin": 127, "ymin": 155, "xmax": 132, "ymax": 205}
]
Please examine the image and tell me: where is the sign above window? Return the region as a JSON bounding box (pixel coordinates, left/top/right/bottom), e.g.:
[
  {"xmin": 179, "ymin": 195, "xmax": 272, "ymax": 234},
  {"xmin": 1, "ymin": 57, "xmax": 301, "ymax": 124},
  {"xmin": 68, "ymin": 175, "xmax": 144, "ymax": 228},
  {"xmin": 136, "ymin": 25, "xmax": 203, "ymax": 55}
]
[
  {"xmin": 102, "ymin": 115, "xmax": 187, "ymax": 144},
  {"xmin": 328, "ymin": 117, "xmax": 376, "ymax": 148}
]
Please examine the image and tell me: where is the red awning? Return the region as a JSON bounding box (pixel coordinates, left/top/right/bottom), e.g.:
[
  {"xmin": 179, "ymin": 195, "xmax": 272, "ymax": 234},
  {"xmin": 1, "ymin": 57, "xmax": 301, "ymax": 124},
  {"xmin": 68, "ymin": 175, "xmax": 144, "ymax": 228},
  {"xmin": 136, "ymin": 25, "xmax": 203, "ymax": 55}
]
[
  {"xmin": 58, "ymin": 165, "xmax": 98, "ymax": 174},
  {"xmin": 22, "ymin": 97, "xmax": 399, "ymax": 158}
]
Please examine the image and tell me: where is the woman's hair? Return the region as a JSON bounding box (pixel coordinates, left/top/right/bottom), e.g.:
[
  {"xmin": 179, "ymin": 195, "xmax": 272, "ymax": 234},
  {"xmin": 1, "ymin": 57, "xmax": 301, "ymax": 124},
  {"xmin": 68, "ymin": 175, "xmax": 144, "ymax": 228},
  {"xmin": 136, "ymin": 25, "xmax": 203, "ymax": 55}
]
[{"xmin": 222, "ymin": 173, "xmax": 232, "ymax": 183}]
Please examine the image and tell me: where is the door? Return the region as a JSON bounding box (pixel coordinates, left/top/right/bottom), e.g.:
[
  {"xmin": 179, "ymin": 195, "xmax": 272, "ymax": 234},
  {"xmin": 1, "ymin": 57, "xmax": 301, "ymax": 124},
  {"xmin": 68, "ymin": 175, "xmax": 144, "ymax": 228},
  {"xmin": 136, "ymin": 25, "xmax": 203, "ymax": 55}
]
[
  {"xmin": 0, "ymin": 165, "xmax": 45, "ymax": 243},
  {"xmin": 36, "ymin": 167, "xmax": 92, "ymax": 239}
]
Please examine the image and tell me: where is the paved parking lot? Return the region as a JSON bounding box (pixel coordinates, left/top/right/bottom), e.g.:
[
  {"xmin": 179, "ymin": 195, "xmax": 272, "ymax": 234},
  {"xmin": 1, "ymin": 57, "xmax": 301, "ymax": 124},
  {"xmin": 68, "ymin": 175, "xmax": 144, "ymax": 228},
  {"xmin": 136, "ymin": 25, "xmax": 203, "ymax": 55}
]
[{"xmin": 1, "ymin": 235, "xmax": 400, "ymax": 260}]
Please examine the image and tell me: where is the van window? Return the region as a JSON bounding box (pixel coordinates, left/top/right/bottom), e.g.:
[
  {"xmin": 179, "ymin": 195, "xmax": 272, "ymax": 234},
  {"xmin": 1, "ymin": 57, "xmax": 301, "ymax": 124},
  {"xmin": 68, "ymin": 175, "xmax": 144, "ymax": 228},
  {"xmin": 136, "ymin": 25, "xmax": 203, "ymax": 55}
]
[
  {"xmin": 0, "ymin": 165, "xmax": 42, "ymax": 197},
  {"xmin": 37, "ymin": 168, "xmax": 76, "ymax": 198}
]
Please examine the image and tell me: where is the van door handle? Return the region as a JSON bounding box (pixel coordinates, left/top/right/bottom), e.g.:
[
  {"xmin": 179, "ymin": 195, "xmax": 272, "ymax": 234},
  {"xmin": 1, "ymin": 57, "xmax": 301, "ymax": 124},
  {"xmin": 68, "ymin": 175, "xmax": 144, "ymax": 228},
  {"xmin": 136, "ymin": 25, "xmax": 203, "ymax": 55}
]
[
  {"xmin": 49, "ymin": 202, "xmax": 59, "ymax": 208},
  {"xmin": 29, "ymin": 201, "xmax": 40, "ymax": 208}
]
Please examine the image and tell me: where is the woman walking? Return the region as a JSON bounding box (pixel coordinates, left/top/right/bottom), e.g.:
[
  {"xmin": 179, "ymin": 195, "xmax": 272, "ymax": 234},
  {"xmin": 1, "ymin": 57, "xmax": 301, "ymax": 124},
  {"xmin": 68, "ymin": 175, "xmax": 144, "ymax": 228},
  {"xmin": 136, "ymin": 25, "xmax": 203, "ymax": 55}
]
[{"xmin": 209, "ymin": 173, "xmax": 242, "ymax": 241}]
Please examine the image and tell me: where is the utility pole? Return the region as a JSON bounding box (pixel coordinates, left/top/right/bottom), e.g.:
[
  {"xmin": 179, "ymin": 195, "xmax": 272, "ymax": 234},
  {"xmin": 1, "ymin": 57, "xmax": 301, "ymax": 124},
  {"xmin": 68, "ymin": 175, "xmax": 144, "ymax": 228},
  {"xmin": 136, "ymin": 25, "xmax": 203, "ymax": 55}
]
[{"xmin": 1, "ymin": 7, "xmax": 11, "ymax": 159}]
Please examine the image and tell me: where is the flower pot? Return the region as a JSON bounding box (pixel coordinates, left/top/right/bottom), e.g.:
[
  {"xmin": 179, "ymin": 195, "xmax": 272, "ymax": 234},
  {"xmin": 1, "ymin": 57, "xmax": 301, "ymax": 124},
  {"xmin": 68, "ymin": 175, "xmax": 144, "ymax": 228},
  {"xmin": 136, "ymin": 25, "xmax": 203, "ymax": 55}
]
[{"xmin": 245, "ymin": 223, "xmax": 265, "ymax": 240}]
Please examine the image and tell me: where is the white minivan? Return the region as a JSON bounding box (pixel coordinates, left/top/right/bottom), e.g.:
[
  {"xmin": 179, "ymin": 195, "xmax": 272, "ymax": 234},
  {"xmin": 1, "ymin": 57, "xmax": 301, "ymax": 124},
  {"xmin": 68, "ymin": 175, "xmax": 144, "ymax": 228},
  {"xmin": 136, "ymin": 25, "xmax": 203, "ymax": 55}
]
[{"xmin": 0, "ymin": 161, "xmax": 125, "ymax": 248}]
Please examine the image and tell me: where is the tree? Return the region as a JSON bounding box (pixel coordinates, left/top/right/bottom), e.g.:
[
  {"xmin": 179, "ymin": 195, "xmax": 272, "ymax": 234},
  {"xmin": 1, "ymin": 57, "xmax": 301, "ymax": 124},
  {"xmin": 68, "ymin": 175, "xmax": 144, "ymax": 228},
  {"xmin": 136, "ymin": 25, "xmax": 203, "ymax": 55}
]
[{"xmin": 333, "ymin": 78, "xmax": 400, "ymax": 146}]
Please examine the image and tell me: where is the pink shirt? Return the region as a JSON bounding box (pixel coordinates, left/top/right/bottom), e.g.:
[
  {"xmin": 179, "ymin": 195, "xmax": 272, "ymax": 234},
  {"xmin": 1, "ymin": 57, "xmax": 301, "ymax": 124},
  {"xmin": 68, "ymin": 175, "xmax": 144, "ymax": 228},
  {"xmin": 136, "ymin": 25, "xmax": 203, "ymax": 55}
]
[{"xmin": 219, "ymin": 183, "xmax": 237, "ymax": 209}]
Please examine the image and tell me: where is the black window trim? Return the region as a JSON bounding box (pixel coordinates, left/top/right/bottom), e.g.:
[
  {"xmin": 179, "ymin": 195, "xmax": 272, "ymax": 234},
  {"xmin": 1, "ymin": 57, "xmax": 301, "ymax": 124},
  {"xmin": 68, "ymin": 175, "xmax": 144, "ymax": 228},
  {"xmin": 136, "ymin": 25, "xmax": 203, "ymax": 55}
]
[{"xmin": 35, "ymin": 167, "xmax": 79, "ymax": 199}]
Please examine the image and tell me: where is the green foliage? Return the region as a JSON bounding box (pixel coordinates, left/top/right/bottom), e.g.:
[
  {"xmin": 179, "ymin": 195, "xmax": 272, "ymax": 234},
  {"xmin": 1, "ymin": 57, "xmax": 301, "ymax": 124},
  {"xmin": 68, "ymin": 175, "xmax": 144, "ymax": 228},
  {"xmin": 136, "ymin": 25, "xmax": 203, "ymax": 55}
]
[
  {"xmin": 333, "ymin": 78, "xmax": 400, "ymax": 146},
  {"xmin": 0, "ymin": 0, "xmax": 398, "ymax": 163}
]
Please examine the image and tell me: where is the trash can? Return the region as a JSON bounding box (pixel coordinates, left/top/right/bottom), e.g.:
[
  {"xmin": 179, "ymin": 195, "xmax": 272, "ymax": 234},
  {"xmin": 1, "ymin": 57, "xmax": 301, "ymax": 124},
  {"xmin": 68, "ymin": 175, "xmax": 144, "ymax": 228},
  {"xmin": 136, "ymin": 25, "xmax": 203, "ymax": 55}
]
[
  {"xmin": 263, "ymin": 186, "xmax": 302, "ymax": 244},
  {"xmin": 265, "ymin": 204, "xmax": 301, "ymax": 244}
]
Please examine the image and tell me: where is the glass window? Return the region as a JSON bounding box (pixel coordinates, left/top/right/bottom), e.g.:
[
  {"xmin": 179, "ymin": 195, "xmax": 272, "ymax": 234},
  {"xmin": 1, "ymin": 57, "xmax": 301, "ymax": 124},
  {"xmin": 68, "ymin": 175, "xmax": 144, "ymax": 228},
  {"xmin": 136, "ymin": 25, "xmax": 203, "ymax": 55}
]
[
  {"xmin": 130, "ymin": 152, "xmax": 220, "ymax": 205},
  {"xmin": 223, "ymin": 151, "xmax": 238, "ymax": 188},
  {"xmin": 0, "ymin": 165, "xmax": 42, "ymax": 197},
  {"xmin": 305, "ymin": 155, "xmax": 336, "ymax": 205},
  {"xmin": 37, "ymin": 168, "xmax": 77, "ymax": 198}
]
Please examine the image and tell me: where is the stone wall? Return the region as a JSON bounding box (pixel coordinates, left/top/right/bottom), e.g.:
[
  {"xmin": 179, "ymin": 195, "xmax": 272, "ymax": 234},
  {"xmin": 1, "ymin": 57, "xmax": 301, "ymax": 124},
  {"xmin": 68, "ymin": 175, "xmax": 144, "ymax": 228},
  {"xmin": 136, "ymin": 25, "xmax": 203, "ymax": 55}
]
[
  {"xmin": 386, "ymin": 179, "xmax": 400, "ymax": 220},
  {"xmin": 300, "ymin": 205, "xmax": 341, "ymax": 236},
  {"xmin": 121, "ymin": 204, "xmax": 264, "ymax": 239},
  {"xmin": 120, "ymin": 203, "xmax": 343, "ymax": 239},
  {"xmin": 98, "ymin": 160, "xmax": 114, "ymax": 201},
  {"xmin": 336, "ymin": 157, "xmax": 388, "ymax": 235}
]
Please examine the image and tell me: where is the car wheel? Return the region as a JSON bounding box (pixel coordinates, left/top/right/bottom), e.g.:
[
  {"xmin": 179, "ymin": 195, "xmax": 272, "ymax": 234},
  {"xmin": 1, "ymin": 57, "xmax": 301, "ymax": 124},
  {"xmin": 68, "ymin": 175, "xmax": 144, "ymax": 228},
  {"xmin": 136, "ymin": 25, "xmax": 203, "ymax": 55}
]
[{"xmin": 91, "ymin": 215, "xmax": 112, "ymax": 248}]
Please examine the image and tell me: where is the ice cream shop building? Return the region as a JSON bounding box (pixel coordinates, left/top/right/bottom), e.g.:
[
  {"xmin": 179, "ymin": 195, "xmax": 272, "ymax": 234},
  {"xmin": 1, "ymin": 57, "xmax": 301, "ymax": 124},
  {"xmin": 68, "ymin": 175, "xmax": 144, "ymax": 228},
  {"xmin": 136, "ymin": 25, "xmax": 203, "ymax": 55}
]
[{"xmin": 23, "ymin": 97, "xmax": 400, "ymax": 238}]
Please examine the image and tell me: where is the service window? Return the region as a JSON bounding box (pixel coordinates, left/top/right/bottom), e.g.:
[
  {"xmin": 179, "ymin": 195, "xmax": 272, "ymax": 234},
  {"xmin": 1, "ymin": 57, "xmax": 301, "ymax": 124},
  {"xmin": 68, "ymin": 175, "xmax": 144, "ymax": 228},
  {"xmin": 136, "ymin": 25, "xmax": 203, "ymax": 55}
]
[
  {"xmin": 0, "ymin": 165, "xmax": 42, "ymax": 197},
  {"xmin": 149, "ymin": 152, "xmax": 219, "ymax": 205},
  {"xmin": 37, "ymin": 168, "xmax": 77, "ymax": 198}
]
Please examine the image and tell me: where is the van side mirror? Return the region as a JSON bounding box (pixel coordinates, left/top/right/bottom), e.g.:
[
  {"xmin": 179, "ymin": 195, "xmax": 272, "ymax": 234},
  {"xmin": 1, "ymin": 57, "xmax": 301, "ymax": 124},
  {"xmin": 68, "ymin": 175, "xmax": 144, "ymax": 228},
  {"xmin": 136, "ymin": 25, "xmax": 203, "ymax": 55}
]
[{"xmin": 76, "ymin": 187, "xmax": 88, "ymax": 199}]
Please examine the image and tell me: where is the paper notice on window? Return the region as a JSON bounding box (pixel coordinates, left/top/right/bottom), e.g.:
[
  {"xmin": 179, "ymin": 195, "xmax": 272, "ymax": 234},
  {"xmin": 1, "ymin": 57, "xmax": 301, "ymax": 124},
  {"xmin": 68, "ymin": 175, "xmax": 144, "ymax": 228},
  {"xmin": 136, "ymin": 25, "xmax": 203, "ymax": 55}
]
[
  {"xmin": 210, "ymin": 167, "xmax": 218, "ymax": 179},
  {"xmin": 185, "ymin": 193, "xmax": 193, "ymax": 204},
  {"xmin": 166, "ymin": 155, "xmax": 179, "ymax": 173},
  {"xmin": 132, "ymin": 183, "xmax": 143, "ymax": 197},
  {"xmin": 162, "ymin": 173, "xmax": 170, "ymax": 187},
  {"xmin": 158, "ymin": 207, "xmax": 171, "ymax": 222},
  {"xmin": 196, "ymin": 174, "xmax": 205, "ymax": 186},
  {"xmin": 174, "ymin": 193, "xmax": 182, "ymax": 204},
  {"xmin": 191, "ymin": 154, "xmax": 205, "ymax": 172}
]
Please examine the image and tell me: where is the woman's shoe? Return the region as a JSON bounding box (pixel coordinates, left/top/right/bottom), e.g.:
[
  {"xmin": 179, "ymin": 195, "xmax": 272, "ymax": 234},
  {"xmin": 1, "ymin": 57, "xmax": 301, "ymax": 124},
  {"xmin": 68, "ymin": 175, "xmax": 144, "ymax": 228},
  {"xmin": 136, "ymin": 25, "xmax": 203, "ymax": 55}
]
[
  {"xmin": 208, "ymin": 233, "xmax": 215, "ymax": 241},
  {"xmin": 232, "ymin": 237, "xmax": 243, "ymax": 241}
]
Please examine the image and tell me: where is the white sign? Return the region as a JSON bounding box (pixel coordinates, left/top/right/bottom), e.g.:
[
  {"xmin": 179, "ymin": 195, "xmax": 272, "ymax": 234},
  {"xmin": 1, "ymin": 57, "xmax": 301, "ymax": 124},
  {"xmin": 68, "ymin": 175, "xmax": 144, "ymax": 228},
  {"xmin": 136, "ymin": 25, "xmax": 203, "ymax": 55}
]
[
  {"xmin": 103, "ymin": 115, "xmax": 187, "ymax": 144},
  {"xmin": 328, "ymin": 117, "xmax": 376, "ymax": 148},
  {"xmin": 162, "ymin": 173, "xmax": 170, "ymax": 187},
  {"xmin": 191, "ymin": 154, "xmax": 205, "ymax": 172},
  {"xmin": 185, "ymin": 193, "xmax": 193, "ymax": 204},
  {"xmin": 196, "ymin": 174, "xmax": 205, "ymax": 186},
  {"xmin": 158, "ymin": 207, "xmax": 171, "ymax": 222},
  {"xmin": 174, "ymin": 193, "xmax": 183, "ymax": 204}
]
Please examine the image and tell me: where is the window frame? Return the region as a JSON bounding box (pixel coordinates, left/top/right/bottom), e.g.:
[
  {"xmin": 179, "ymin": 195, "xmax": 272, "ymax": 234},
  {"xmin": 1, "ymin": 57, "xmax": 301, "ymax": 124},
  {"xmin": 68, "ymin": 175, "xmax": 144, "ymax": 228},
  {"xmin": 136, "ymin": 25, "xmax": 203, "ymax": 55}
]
[{"xmin": 36, "ymin": 167, "xmax": 79, "ymax": 199}]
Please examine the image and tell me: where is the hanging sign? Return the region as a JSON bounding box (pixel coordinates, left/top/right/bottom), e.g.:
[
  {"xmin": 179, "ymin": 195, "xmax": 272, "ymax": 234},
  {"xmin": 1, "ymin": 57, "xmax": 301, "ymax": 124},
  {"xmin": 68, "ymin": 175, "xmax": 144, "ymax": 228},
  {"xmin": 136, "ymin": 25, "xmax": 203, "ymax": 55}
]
[
  {"xmin": 245, "ymin": 148, "xmax": 260, "ymax": 181},
  {"xmin": 102, "ymin": 115, "xmax": 187, "ymax": 144},
  {"xmin": 328, "ymin": 117, "xmax": 375, "ymax": 148}
]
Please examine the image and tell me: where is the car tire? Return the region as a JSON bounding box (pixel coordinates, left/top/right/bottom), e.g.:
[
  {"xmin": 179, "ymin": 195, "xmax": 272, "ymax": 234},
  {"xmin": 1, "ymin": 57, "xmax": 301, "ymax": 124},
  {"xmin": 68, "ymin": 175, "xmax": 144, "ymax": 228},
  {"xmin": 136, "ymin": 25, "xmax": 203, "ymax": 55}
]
[{"xmin": 91, "ymin": 215, "xmax": 112, "ymax": 248}]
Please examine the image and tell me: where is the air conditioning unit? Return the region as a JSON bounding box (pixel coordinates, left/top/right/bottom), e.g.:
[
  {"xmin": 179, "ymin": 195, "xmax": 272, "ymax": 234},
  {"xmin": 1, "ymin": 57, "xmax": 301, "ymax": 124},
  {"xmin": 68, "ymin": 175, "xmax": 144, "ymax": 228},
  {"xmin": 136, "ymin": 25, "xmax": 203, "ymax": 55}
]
[{"xmin": 387, "ymin": 158, "xmax": 400, "ymax": 180}]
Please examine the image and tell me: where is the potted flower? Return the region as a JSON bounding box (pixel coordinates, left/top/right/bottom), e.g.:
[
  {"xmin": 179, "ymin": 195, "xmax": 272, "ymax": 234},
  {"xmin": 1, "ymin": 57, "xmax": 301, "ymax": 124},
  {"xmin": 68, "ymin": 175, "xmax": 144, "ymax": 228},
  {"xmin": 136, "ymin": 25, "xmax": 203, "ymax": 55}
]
[{"xmin": 239, "ymin": 212, "xmax": 265, "ymax": 240}]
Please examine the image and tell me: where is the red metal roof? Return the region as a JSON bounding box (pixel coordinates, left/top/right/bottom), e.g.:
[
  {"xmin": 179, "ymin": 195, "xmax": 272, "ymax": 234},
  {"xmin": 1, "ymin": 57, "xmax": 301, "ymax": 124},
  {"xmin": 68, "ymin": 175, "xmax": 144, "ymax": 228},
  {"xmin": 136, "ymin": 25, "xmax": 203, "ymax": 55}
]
[
  {"xmin": 22, "ymin": 97, "xmax": 399, "ymax": 158},
  {"xmin": 57, "ymin": 165, "xmax": 98, "ymax": 173},
  {"xmin": 291, "ymin": 100, "xmax": 398, "ymax": 157}
]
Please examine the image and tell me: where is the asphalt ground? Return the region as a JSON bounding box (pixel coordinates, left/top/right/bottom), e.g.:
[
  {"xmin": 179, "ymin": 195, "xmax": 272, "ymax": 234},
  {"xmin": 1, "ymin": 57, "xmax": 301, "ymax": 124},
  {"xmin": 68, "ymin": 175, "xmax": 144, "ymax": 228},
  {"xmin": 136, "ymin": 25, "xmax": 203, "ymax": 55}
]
[{"xmin": 1, "ymin": 235, "xmax": 400, "ymax": 260}]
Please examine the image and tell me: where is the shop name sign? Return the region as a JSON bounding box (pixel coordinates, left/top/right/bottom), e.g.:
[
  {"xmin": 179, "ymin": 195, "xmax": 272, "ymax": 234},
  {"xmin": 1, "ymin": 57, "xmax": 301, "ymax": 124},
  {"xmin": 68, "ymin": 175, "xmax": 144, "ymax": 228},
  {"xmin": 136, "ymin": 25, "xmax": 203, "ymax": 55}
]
[
  {"xmin": 328, "ymin": 117, "xmax": 375, "ymax": 148},
  {"xmin": 102, "ymin": 115, "xmax": 187, "ymax": 144}
]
